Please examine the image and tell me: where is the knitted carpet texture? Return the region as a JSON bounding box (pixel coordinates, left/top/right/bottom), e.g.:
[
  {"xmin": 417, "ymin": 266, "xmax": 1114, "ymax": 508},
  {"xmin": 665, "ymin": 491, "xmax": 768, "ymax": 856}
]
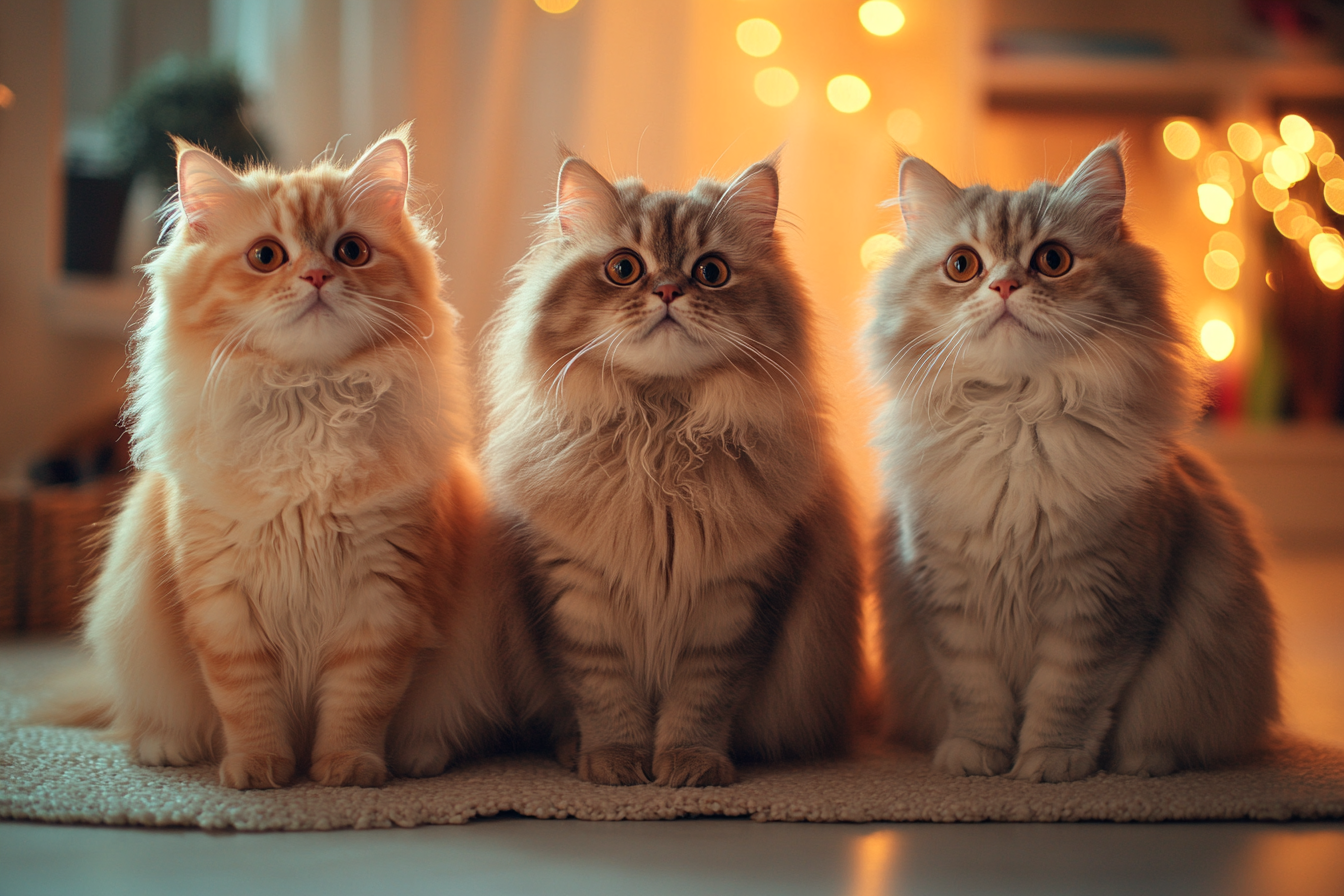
[{"xmin": 3, "ymin": 640, "xmax": 1342, "ymax": 831}]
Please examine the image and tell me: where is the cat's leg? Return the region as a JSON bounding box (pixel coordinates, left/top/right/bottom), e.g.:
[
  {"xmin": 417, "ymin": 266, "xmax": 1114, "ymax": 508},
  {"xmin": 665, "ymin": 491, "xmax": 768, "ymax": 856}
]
[
  {"xmin": 546, "ymin": 560, "xmax": 654, "ymax": 785},
  {"xmin": 925, "ymin": 606, "xmax": 1018, "ymax": 777},
  {"xmin": 180, "ymin": 582, "xmax": 295, "ymax": 789},
  {"xmin": 732, "ymin": 498, "xmax": 863, "ymax": 763},
  {"xmin": 84, "ymin": 474, "xmax": 218, "ymax": 767},
  {"xmin": 1009, "ymin": 602, "xmax": 1142, "ymax": 783}
]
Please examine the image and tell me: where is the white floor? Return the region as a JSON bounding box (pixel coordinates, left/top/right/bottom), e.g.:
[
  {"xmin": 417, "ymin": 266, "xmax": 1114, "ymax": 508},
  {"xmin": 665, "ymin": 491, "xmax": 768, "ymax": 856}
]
[{"xmin": 3, "ymin": 549, "xmax": 1342, "ymax": 896}]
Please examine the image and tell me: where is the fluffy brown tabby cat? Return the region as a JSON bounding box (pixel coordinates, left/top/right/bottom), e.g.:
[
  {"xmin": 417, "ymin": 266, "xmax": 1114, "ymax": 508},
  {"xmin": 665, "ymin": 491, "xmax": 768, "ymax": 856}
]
[
  {"xmin": 480, "ymin": 153, "xmax": 864, "ymax": 787},
  {"xmin": 44, "ymin": 129, "xmax": 488, "ymax": 789},
  {"xmin": 869, "ymin": 140, "xmax": 1280, "ymax": 782}
]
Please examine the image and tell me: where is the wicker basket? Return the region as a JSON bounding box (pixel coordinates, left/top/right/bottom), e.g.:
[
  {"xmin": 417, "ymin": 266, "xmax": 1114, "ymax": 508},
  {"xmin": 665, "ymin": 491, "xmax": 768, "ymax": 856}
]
[{"xmin": 0, "ymin": 477, "xmax": 124, "ymax": 633}]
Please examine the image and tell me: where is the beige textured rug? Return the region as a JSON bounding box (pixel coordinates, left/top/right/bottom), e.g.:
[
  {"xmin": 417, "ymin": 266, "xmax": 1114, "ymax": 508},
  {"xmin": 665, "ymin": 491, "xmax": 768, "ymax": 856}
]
[{"xmin": 3, "ymin": 638, "xmax": 1343, "ymax": 830}]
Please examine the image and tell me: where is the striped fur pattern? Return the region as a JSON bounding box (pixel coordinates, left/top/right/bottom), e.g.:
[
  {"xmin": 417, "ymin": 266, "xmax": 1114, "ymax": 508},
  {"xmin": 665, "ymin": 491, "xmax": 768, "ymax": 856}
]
[
  {"xmin": 65, "ymin": 129, "xmax": 488, "ymax": 789},
  {"xmin": 482, "ymin": 155, "xmax": 864, "ymax": 787},
  {"xmin": 869, "ymin": 141, "xmax": 1280, "ymax": 782}
]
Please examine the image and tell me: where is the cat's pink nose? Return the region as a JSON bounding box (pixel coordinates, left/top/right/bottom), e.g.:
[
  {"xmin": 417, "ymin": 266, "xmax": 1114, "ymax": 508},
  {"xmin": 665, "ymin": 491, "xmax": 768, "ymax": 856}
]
[
  {"xmin": 653, "ymin": 283, "xmax": 683, "ymax": 304},
  {"xmin": 301, "ymin": 268, "xmax": 334, "ymax": 288},
  {"xmin": 988, "ymin": 277, "xmax": 1020, "ymax": 300}
]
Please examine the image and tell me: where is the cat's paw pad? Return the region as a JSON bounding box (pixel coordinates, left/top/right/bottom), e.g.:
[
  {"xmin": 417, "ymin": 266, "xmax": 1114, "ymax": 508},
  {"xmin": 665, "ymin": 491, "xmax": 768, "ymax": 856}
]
[
  {"xmin": 388, "ymin": 738, "xmax": 453, "ymax": 778},
  {"xmin": 933, "ymin": 737, "xmax": 1013, "ymax": 777},
  {"xmin": 133, "ymin": 731, "xmax": 203, "ymax": 767},
  {"xmin": 1108, "ymin": 748, "xmax": 1177, "ymax": 778},
  {"xmin": 577, "ymin": 744, "xmax": 652, "ymax": 786},
  {"xmin": 218, "ymin": 751, "xmax": 295, "ymax": 789},
  {"xmin": 310, "ymin": 750, "xmax": 389, "ymax": 787},
  {"xmin": 1009, "ymin": 747, "xmax": 1097, "ymax": 783},
  {"xmin": 653, "ymin": 746, "xmax": 737, "ymax": 788}
]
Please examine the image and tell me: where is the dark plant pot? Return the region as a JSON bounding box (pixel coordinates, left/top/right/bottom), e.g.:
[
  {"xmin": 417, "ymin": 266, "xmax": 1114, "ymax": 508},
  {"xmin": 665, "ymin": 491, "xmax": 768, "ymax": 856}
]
[{"xmin": 63, "ymin": 171, "xmax": 131, "ymax": 274}]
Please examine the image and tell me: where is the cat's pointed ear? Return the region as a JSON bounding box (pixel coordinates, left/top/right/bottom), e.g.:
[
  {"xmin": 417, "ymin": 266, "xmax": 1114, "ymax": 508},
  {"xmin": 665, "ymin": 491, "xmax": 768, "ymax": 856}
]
[
  {"xmin": 1058, "ymin": 140, "xmax": 1127, "ymax": 232},
  {"xmin": 343, "ymin": 133, "xmax": 410, "ymax": 226},
  {"xmin": 175, "ymin": 139, "xmax": 241, "ymax": 232},
  {"xmin": 897, "ymin": 157, "xmax": 961, "ymax": 233},
  {"xmin": 557, "ymin": 157, "xmax": 621, "ymax": 236},
  {"xmin": 722, "ymin": 157, "xmax": 780, "ymax": 237}
]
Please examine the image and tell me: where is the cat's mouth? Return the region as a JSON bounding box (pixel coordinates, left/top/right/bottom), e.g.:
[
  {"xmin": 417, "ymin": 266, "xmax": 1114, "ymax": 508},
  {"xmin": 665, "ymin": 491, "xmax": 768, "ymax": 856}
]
[
  {"xmin": 296, "ymin": 294, "xmax": 335, "ymax": 321},
  {"xmin": 644, "ymin": 309, "xmax": 684, "ymax": 338}
]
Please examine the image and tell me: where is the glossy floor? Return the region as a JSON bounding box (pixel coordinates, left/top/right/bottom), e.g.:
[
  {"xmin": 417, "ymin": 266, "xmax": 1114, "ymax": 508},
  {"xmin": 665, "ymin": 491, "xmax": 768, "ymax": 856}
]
[{"xmin": 3, "ymin": 549, "xmax": 1342, "ymax": 896}]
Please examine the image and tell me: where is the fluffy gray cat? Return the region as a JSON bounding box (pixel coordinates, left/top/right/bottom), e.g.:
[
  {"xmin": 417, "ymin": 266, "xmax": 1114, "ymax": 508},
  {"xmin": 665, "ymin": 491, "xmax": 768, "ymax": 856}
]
[
  {"xmin": 480, "ymin": 153, "xmax": 864, "ymax": 787},
  {"xmin": 869, "ymin": 139, "xmax": 1280, "ymax": 782}
]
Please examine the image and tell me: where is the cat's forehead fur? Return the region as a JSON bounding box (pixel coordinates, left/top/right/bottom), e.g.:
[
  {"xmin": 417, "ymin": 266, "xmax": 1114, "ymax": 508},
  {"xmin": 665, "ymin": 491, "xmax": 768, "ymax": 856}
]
[{"xmin": 599, "ymin": 175, "xmax": 758, "ymax": 267}]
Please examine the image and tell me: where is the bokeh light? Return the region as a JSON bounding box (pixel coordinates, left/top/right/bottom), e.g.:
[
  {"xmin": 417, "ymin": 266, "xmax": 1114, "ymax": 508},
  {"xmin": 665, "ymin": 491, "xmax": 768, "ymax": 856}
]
[
  {"xmin": 1252, "ymin": 175, "xmax": 1289, "ymax": 212},
  {"xmin": 860, "ymin": 233, "xmax": 902, "ymax": 271},
  {"xmin": 534, "ymin": 0, "xmax": 579, "ymax": 12},
  {"xmin": 1210, "ymin": 231, "xmax": 1246, "ymax": 264},
  {"xmin": 1326, "ymin": 179, "xmax": 1344, "ymax": 215},
  {"xmin": 0, "ymin": 84, "xmax": 15, "ymax": 109},
  {"xmin": 1201, "ymin": 319, "xmax": 1236, "ymax": 362},
  {"xmin": 1274, "ymin": 200, "xmax": 1316, "ymax": 241},
  {"xmin": 1269, "ymin": 145, "xmax": 1310, "ymax": 185},
  {"xmin": 1205, "ymin": 150, "xmax": 1246, "ymax": 197},
  {"xmin": 886, "ymin": 108, "xmax": 922, "ymax": 144},
  {"xmin": 827, "ymin": 75, "xmax": 871, "ymax": 113},
  {"xmin": 736, "ymin": 18, "xmax": 782, "ymax": 57},
  {"xmin": 859, "ymin": 1, "xmax": 906, "ymax": 36},
  {"xmin": 754, "ymin": 67, "xmax": 799, "ymax": 107},
  {"xmin": 1227, "ymin": 122, "xmax": 1263, "ymax": 161},
  {"xmin": 1163, "ymin": 121, "xmax": 1200, "ymax": 160},
  {"xmin": 1318, "ymin": 153, "xmax": 1344, "ymax": 182},
  {"xmin": 1280, "ymin": 114, "xmax": 1315, "ymax": 153},
  {"xmin": 1310, "ymin": 232, "xmax": 1344, "ymax": 289},
  {"xmin": 1197, "ymin": 183, "xmax": 1233, "ymax": 224},
  {"xmin": 1308, "ymin": 131, "xmax": 1335, "ymax": 165},
  {"xmin": 1204, "ymin": 249, "xmax": 1240, "ymax": 290}
]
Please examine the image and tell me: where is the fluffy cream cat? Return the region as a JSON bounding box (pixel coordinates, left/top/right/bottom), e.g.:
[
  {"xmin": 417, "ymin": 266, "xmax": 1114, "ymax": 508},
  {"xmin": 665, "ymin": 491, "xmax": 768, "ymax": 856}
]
[
  {"xmin": 870, "ymin": 140, "xmax": 1280, "ymax": 782},
  {"xmin": 478, "ymin": 153, "xmax": 865, "ymax": 787},
  {"xmin": 45, "ymin": 129, "xmax": 489, "ymax": 789}
]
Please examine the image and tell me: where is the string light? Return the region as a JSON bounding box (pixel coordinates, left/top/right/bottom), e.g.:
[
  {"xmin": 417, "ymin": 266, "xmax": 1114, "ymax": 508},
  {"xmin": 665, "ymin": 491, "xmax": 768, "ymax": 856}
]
[
  {"xmin": 1279, "ymin": 114, "xmax": 1315, "ymax": 153},
  {"xmin": 1209, "ymin": 231, "xmax": 1246, "ymax": 264},
  {"xmin": 754, "ymin": 67, "xmax": 799, "ymax": 107},
  {"xmin": 534, "ymin": 0, "xmax": 579, "ymax": 12},
  {"xmin": 859, "ymin": 1, "xmax": 905, "ymax": 36},
  {"xmin": 1163, "ymin": 121, "xmax": 1200, "ymax": 160},
  {"xmin": 827, "ymin": 75, "xmax": 871, "ymax": 113},
  {"xmin": 0, "ymin": 84, "xmax": 14, "ymax": 109},
  {"xmin": 1197, "ymin": 183, "xmax": 1233, "ymax": 224},
  {"xmin": 1252, "ymin": 175, "xmax": 1289, "ymax": 212},
  {"xmin": 1200, "ymin": 319, "xmax": 1236, "ymax": 361},
  {"xmin": 736, "ymin": 19, "xmax": 782, "ymax": 57},
  {"xmin": 1227, "ymin": 122, "xmax": 1262, "ymax": 161},
  {"xmin": 1309, "ymin": 232, "xmax": 1344, "ymax": 289},
  {"xmin": 1204, "ymin": 249, "xmax": 1240, "ymax": 290},
  {"xmin": 1269, "ymin": 145, "xmax": 1310, "ymax": 186},
  {"xmin": 1325, "ymin": 179, "xmax": 1344, "ymax": 215}
]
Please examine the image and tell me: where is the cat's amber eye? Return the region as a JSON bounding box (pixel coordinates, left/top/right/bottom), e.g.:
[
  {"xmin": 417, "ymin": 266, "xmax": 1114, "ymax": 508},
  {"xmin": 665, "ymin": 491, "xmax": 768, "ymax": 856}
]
[
  {"xmin": 944, "ymin": 247, "xmax": 981, "ymax": 283},
  {"xmin": 1033, "ymin": 242, "xmax": 1072, "ymax": 277},
  {"xmin": 335, "ymin": 234, "xmax": 371, "ymax": 267},
  {"xmin": 247, "ymin": 239, "xmax": 287, "ymax": 273},
  {"xmin": 605, "ymin": 251, "xmax": 644, "ymax": 286},
  {"xmin": 693, "ymin": 255, "xmax": 731, "ymax": 288}
]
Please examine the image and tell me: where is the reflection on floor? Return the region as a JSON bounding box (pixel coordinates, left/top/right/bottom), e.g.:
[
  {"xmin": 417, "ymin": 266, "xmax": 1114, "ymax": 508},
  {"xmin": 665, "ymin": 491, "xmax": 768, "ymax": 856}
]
[{"xmin": 1, "ymin": 549, "xmax": 1341, "ymax": 896}]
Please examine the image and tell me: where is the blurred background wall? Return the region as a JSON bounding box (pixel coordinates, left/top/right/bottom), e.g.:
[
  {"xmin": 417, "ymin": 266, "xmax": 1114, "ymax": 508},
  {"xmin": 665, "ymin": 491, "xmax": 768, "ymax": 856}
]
[{"xmin": 1, "ymin": 0, "xmax": 1342, "ymax": 543}]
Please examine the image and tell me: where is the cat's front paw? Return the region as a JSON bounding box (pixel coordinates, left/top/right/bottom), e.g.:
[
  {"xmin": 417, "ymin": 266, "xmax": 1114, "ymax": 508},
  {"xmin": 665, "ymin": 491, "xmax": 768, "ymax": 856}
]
[
  {"xmin": 1010, "ymin": 746, "xmax": 1097, "ymax": 783},
  {"xmin": 388, "ymin": 738, "xmax": 454, "ymax": 778},
  {"xmin": 653, "ymin": 746, "xmax": 737, "ymax": 787},
  {"xmin": 310, "ymin": 750, "xmax": 389, "ymax": 787},
  {"xmin": 577, "ymin": 744, "xmax": 652, "ymax": 785},
  {"xmin": 933, "ymin": 736, "xmax": 1013, "ymax": 777},
  {"xmin": 1108, "ymin": 748, "xmax": 1176, "ymax": 778},
  {"xmin": 133, "ymin": 730, "xmax": 205, "ymax": 767},
  {"xmin": 218, "ymin": 751, "xmax": 295, "ymax": 789}
]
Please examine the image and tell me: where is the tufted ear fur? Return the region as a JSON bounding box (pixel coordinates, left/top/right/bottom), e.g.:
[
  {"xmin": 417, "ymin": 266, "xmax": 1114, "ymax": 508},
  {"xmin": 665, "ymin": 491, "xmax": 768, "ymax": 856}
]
[
  {"xmin": 556, "ymin": 156, "xmax": 622, "ymax": 236},
  {"xmin": 1055, "ymin": 139, "xmax": 1127, "ymax": 234},
  {"xmin": 343, "ymin": 131, "xmax": 411, "ymax": 226},
  {"xmin": 896, "ymin": 156, "xmax": 962, "ymax": 234},
  {"xmin": 175, "ymin": 139, "xmax": 242, "ymax": 232},
  {"xmin": 718, "ymin": 156, "xmax": 780, "ymax": 238}
]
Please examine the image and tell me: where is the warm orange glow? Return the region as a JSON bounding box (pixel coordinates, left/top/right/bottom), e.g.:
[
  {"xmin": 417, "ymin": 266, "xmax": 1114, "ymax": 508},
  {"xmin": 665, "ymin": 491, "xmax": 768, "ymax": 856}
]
[
  {"xmin": 753, "ymin": 67, "xmax": 799, "ymax": 107},
  {"xmin": 1204, "ymin": 250, "xmax": 1240, "ymax": 290},
  {"xmin": 1204, "ymin": 150, "xmax": 1246, "ymax": 198},
  {"xmin": 1162, "ymin": 120, "xmax": 1200, "ymax": 160},
  {"xmin": 1309, "ymin": 232, "xmax": 1344, "ymax": 289},
  {"xmin": 1325, "ymin": 179, "xmax": 1344, "ymax": 215},
  {"xmin": 849, "ymin": 831, "xmax": 901, "ymax": 896},
  {"xmin": 0, "ymin": 83, "xmax": 14, "ymax": 110},
  {"xmin": 1197, "ymin": 183, "xmax": 1233, "ymax": 224},
  {"xmin": 736, "ymin": 18, "xmax": 782, "ymax": 57},
  {"xmin": 1280, "ymin": 114, "xmax": 1315, "ymax": 153},
  {"xmin": 860, "ymin": 233, "xmax": 902, "ymax": 271},
  {"xmin": 859, "ymin": 1, "xmax": 906, "ymax": 36},
  {"xmin": 1252, "ymin": 174, "xmax": 1290, "ymax": 212},
  {"xmin": 534, "ymin": 0, "xmax": 579, "ymax": 12},
  {"xmin": 1201, "ymin": 319, "xmax": 1235, "ymax": 361},
  {"xmin": 827, "ymin": 75, "xmax": 871, "ymax": 113},
  {"xmin": 886, "ymin": 108, "xmax": 922, "ymax": 144},
  {"xmin": 1241, "ymin": 832, "xmax": 1344, "ymax": 896},
  {"xmin": 1209, "ymin": 231, "xmax": 1245, "ymax": 264},
  {"xmin": 1270, "ymin": 145, "xmax": 1310, "ymax": 185},
  {"xmin": 1308, "ymin": 130, "xmax": 1335, "ymax": 165},
  {"xmin": 1227, "ymin": 122, "xmax": 1262, "ymax": 161},
  {"xmin": 1274, "ymin": 200, "xmax": 1316, "ymax": 241},
  {"xmin": 1318, "ymin": 153, "xmax": 1344, "ymax": 182}
]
